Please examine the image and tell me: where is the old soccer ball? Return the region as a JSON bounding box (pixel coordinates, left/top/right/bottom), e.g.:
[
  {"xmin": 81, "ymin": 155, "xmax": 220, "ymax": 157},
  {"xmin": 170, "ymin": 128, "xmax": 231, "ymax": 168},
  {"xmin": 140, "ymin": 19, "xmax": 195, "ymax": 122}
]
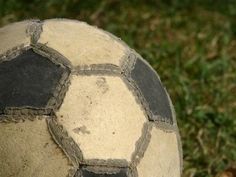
[{"xmin": 0, "ymin": 19, "xmax": 182, "ymax": 177}]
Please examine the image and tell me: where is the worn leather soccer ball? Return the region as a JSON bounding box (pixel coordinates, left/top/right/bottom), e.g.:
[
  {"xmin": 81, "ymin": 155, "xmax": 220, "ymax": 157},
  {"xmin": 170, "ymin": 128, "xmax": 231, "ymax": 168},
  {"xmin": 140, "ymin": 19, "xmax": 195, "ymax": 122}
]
[{"xmin": 0, "ymin": 19, "xmax": 182, "ymax": 177}]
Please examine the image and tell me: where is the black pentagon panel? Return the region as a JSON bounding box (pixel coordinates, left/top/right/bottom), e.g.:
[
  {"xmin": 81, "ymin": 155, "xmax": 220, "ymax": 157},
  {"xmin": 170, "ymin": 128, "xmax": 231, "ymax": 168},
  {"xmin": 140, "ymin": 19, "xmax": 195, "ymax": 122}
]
[
  {"xmin": 78, "ymin": 168, "xmax": 128, "ymax": 177},
  {"xmin": 0, "ymin": 49, "xmax": 67, "ymax": 114},
  {"xmin": 131, "ymin": 58, "xmax": 173, "ymax": 123}
]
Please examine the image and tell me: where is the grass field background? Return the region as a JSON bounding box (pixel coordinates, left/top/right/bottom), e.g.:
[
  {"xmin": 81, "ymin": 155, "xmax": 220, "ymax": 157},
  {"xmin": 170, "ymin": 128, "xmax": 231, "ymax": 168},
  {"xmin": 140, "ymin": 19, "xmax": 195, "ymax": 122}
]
[{"xmin": 0, "ymin": 0, "xmax": 235, "ymax": 176}]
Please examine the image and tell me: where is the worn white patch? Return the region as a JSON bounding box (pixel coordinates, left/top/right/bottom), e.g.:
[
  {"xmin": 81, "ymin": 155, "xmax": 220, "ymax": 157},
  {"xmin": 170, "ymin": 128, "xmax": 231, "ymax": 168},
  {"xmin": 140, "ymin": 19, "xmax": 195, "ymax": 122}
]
[
  {"xmin": 38, "ymin": 19, "xmax": 127, "ymax": 67},
  {"xmin": 56, "ymin": 75, "xmax": 146, "ymax": 162},
  {"xmin": 0, "ymin": 21, "xmax": 31, "ymax": 55},
  {"xmin": 137, "ymin": 126, "xmax": 181, "ymax": 177},
  {"xmin": 0, "ymin": 118, "xmax": 72, "ymax": 177}
]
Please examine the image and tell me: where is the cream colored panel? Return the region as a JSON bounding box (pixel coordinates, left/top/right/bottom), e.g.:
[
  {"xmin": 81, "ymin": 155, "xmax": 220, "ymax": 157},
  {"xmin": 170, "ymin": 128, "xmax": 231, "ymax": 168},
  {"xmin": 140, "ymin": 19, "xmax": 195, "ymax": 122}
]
[
  {"xmin": 0, "ymin": 21, "xmax": 31, "ymax": 54},
  {"xmin": 0, "ymin": 118, "xmax": 72, "ymax": 177},
  {"xmin": 137, "ymin": 127, "xmax": 181, "ymax": 177},
  {"xmin": 57, "ymin": 75, "xmax": 146, "ymax": 161},
  {"xmin": 38, "ymin": 19, "xmax": 127, "ymax": 67}
]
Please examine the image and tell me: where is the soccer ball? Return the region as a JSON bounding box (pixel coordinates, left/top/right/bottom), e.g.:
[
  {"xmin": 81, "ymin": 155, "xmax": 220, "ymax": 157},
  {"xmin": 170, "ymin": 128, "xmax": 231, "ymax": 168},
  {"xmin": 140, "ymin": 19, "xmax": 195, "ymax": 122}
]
[{"xmin": 0, "ymin": 19, "xmax": 182, "ymax": 177}]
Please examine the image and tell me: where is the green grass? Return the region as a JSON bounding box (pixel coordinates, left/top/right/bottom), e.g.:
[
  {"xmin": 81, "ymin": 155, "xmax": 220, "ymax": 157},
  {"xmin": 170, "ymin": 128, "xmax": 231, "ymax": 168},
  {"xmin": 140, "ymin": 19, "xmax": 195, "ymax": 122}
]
[{"xmin": 1, "ymin": 1, "xmax": 236, "ymax": 176}]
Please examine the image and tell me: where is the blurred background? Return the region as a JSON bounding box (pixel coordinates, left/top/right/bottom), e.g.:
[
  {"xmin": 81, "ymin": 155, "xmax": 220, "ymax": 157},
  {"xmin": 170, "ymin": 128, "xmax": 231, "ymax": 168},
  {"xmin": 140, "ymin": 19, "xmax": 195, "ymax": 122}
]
[{"xmin": 0, "ymin": 0, "xmax": 235, "ymax": 176}]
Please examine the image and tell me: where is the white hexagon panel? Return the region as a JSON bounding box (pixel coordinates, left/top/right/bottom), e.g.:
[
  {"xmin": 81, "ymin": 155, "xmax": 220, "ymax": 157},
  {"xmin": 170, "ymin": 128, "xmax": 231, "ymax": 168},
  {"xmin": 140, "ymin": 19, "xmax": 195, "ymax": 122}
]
[
  {"xmin": 0, "ymin": 118, "xmax": 73, "ymax": 177},
  {"xmin": 51, "ymin": 75, "xmax": 147, "ymax": 164}
]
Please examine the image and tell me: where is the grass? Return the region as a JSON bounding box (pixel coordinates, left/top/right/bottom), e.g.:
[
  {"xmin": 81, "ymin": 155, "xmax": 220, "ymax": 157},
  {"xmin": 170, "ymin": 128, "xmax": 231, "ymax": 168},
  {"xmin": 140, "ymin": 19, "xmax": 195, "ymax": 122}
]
[{"xmin": 0, "ymin": 0, "xmax": 236, "ymax": 176}]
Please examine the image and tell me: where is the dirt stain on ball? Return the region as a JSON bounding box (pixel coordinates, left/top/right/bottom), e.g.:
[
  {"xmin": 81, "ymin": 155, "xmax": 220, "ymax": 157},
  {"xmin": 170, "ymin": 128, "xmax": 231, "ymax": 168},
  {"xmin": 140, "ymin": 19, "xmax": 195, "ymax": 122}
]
[
  {"xmin": 96, "ymin": 77, "xmax": 109, "ymax": 94},
  {"xmin": 73, "ymin": 125, "xmax": 91, "ymax": 135}
]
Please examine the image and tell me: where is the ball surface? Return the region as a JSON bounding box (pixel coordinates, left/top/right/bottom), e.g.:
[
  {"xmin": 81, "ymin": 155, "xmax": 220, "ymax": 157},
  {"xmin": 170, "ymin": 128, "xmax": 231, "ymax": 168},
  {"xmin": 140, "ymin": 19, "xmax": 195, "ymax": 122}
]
[{"xmin": 0, "ymin": 19, "xmax": 182, "ymax": 177}]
